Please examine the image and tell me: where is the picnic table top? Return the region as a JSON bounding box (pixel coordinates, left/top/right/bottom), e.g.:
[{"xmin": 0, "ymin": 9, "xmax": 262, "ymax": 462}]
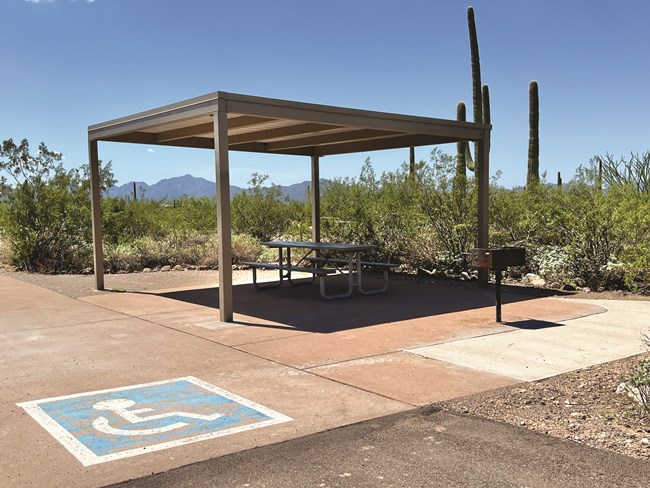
[{"xmin": 261, "ymin": 241, "xmax": 378, "ymax": 253}]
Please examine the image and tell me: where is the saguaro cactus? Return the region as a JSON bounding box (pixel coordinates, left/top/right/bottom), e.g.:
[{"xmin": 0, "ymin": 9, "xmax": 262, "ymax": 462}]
[
  {"xmin": 482, "ymin": 84, "xmax": 491, "ymax": 125},
  {"xmin": 456, "ymin": 102, "xmax": 468, "ymax": 177},
  {"xmin": 468, "ymin": 6, "xmax": 482, "ymax": 168},
  {"xmin": 409, "ymin": 146, "xmax": 415, "ymax": 180},
  {"xmin": 527, "ymin": 80, "xmax": 540, "ymax": 188}
]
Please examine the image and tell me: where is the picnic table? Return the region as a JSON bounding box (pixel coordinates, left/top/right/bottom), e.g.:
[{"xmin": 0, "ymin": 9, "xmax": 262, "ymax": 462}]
[{"xmin": 242, "ymin": 240, "xmax": 397, "ymax": 299}]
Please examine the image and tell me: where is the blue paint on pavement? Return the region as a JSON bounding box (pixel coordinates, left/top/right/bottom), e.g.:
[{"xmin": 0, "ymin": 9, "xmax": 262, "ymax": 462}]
[{"xmin": 37, "ymin": 379, "xmax": 273, "ymax": 457}]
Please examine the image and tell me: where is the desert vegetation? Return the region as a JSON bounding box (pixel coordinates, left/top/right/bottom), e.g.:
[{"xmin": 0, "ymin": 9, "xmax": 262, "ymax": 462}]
[{"xmin": 1, "ymin": 138, "xmax": 649, "ymax": 293}]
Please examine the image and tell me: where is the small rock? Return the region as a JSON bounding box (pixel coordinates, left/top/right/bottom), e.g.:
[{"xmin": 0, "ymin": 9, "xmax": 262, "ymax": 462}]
[
  {"xmin": 548, "ymin": 282, "xmax": 562, "ymax": 289},
  {"xmin": 581, "ymin": 287, "xmax": 591, "ymax": 293},
  {"xmin": 641, "ymin": 438, "xmax": 650, "ymax": 446},
  {"xmin": 142, "ymin": 268, "xmax": 152, "ymax": 273},
  {"xmin": 160, "ymin": 265, "xmax": 171, "ymax": 272},
  {"xmin": 173, "ymin": 265, "xmax": 185, "ymax": 271},
  {"xmin": 83, "ymin": 267, "xmax": 93, "ymax": 274},
  {"xmin": 529, "ymin": 275, "xmax": 546, "ymax": 287}
]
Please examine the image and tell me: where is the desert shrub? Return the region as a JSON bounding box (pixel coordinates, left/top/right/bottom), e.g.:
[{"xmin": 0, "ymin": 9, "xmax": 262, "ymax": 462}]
[
  {"xmin": 548, "ymin": 180, "xmax": 636, "ymax": 289},
  {"xmin": 102, "ymin": 198, "xmax": 167, "ymax": 245},
  {"xmin": 528, "ymin": 245, "xmax": 573, "ymax": 283},
  {"xmin": 628, "ymin": 358, "xmax": 650, "ymax": 418},
  {"xmin": 320, "ymin": 157, "xmax": 434, "ymax": 267},
  {"xmin": 320, "ymin": 160, "xmax": 379, "ymax": 247},
  {"xmin": 232, "ymin": 173, "xmax": 293, "ymax": 241},
  {"xmin": 171, "ymin": 197, "xmax": 218, "ymax": 234},
  {"xmin": 420, "ymin": 150, "xmax": 478, "ymax": 260},
  {"xmin": 103, "ymin": 232, "xmax": 263, "ymax": 272},
  {"xmin": 0, "ymin": 202, "xmax": 9, "ymax": 265},
  {"xmin": 593, "ymin": 151, "xmax": 650, "ymax": 194},
  {"xmin": 490, "ymin": 183, "xmax": 556, "ymax": 248},
  {"xmin": 231, "ymin": 233, "xmax": 263, "ymax": 264},
  {"xmin": 0, "ymin": 139, "xmax": 114, "ymax": 272},
  {"xmin": 103, "ymin": 243, "xmax": 142, "ymax": 273}
]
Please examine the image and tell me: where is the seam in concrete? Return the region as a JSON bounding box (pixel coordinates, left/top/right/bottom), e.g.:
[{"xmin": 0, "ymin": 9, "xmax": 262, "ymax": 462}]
[
  {"xmin": 1, "ymin": 316, "xmax": 127, "ymax": 334},
  {"xmin": 302, "ymin": 366, "xmax": 418, "ymax": 408}
]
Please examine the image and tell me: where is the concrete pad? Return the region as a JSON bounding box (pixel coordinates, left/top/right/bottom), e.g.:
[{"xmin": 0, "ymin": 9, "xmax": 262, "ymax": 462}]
[
  {"xmin": 234, "ymin": 296, "xmax": 605, "ymax": 369},
  {"xmin": 79, "ymin": 291, "xmax": 207, "ymax": 316},
  {"xmin": 236, "ymin": 313, "xmax": 507, "ymax": 369},
  {"xmin": 0, "ymin": 275, "xmax": 124, "ymax": 332},
  {"xmin": 0, "ymin": 274, "xmax": 616, "ymax": 487},
  {"xmin": 309, "ymin": 352, "xmax": 520, "ymax": 406},
  {"xmin": 408, "ymin": 299, "xmax": 649, "ymax": 381},
  {"xmin": 2, "ymin": 315, "xmax": 408, "ymax": 486},
  {"xmin": 137, "ymin": 309, "xmax": 310, "ymax": 346}
]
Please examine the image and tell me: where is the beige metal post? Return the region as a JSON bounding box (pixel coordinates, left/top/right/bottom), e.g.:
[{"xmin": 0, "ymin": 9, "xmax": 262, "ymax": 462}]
[
  {"xmin": 477, "ymin": 130, "xmax": 490, "ymax": 287},
  {"xmin": 311, "ymin": 155, "xmax": 321, "ymax": 243},
  {"xmin": 214, "ymin": 101, "xmax": 233, "ymax": 322},
  {"xmin": 88, "ymin": 140, "xmax": 105, "ymax": 290}
]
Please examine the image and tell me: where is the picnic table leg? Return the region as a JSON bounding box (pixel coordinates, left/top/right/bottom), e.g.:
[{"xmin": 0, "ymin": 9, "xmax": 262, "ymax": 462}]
[
  {"xmin": 357, "ymin": 253, "xmax": 391, "ymax": 295},
  {"xmin": 318, "ymin": 251, "xmax": 355, "ymax": 300},
  {"xmin": 252, "ymin": 246, "xmax": 286, "ymax": 290}
]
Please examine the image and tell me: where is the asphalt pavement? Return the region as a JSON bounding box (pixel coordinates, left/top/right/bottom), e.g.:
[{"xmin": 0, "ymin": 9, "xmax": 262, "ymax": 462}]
[{"xmin": 109, "ymin": 407, "xmax": 650, "ymax": 488}]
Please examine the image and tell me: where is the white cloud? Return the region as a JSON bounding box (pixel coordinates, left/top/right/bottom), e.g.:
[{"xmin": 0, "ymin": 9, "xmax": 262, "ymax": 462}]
[{"xmin": 147, "ymin": 148, "xmax": 154, "ymax": 153}]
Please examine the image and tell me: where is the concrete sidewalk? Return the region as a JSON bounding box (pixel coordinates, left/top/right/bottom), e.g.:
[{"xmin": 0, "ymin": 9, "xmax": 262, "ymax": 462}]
[
  {"xmin": 409, "ymin": 298, "xmax": 649, "ymax": 381},
  {"xmin": 1, "ymin": 273, "xmax": 647, "ymax": 487}
]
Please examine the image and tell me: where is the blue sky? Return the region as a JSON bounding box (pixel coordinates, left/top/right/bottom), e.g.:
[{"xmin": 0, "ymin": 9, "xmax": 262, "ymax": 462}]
[{"xmin": 2, "ymin": 0, "xmax": 649, "ymax": 188}]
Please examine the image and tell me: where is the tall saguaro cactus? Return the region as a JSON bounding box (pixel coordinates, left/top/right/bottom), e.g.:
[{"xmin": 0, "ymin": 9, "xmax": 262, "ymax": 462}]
[
  {"xmin": 468, "ymin": 6, "xmax": 483, "ymax": 169},
  {"xmin": 527, "ymin": 80, "xmax": 540, "ymax": 188}
]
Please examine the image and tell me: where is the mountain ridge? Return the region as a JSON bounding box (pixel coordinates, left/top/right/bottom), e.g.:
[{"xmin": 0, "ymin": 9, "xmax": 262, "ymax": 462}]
[{"xmin": 106, "ymin": 174, "xmax": 316, "ymax": 202}]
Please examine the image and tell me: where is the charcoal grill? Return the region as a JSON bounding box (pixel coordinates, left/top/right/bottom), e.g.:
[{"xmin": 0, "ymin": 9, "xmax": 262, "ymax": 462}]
[{"xmin": 469, "ymin": 248, "xmax": 526, "ymax": 322}]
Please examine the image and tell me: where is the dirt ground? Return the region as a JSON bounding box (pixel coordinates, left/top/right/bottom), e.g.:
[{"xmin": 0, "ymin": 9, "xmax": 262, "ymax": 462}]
[{"xmin": 4, "ymin": 268, "xmax": 649, "ymax": 460}]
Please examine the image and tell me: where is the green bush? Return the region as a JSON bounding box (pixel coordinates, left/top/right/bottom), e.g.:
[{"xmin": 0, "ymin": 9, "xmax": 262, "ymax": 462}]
[
  {"xmin": 232, "ymin": 173, "xmax": 293, "ymax": 241},
  {"xmin": 628, "ymin": 358, "xmax": 650, "ymax": 418},
  {"xmin": 1, "ymin": 138, "xmax": 649, "ymax": 291},
  {"xmin": 0, "ymin": 139, "xmax": 115, "ymax": 272},
  {"xmin": 419, "ymin": 150, "xmax": 477, "ymax": 260},
  {"xmin": 103, "ymin": 232, "xmax": 263, "ymax": 272}
]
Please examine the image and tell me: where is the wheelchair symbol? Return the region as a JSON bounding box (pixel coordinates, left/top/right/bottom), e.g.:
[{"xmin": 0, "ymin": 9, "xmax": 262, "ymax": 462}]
[{"xmin": 92, "ymin": 398, "xmax": 224, "ymax": 436}]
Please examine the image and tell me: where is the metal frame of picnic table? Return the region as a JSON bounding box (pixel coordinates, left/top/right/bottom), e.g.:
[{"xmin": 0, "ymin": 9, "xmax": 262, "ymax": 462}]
[{"xmin": 260, "ymin": 240, "xmax": 383, "ymax": 299}]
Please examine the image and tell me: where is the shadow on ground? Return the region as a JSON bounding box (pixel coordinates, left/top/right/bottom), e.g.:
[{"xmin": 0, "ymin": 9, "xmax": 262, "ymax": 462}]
[{"xmin": 151, "ymin": 276, "xmax": 553, "ymax": 333}]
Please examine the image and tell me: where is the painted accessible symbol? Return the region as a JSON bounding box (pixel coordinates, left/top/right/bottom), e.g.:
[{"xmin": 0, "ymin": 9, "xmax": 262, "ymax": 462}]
[
  {"xmin": 92, "ymin": 398, "xmax": 224, "ymax": 436},
  {"xmin": 18, "ymin": 376, "xmax": 293, "ymax": 466}
]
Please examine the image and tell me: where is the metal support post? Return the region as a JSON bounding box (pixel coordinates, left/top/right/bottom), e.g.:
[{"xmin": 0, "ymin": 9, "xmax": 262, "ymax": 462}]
[
  {"xmin": 214, "ymin": 101, "xmax": 233, "ymax": 322},
  {"xmin": 88, "ymin": 140, "xmax": 104, "ymax": 290}
]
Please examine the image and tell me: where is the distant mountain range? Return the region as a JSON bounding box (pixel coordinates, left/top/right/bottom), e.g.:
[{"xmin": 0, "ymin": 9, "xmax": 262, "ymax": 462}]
[{"xmin": 106, "ymin": 174, "xmax": 318, "ymax": 202}]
